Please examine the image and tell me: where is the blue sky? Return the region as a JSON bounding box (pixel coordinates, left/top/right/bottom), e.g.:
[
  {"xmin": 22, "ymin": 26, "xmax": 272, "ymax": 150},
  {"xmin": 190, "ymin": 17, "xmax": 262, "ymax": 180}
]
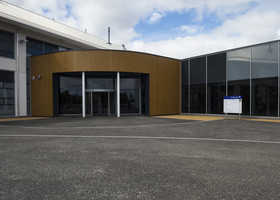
[{"xmin": 5, "ymin": 0, "xmax": 280, "ymax": 58}]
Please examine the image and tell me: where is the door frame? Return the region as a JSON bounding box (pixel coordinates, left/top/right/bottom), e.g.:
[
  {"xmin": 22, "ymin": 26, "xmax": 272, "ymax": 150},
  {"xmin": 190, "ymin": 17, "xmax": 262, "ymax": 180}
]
[{"xmin": 85, "ymin": 89, "xmax": 116, "ymax": 116}]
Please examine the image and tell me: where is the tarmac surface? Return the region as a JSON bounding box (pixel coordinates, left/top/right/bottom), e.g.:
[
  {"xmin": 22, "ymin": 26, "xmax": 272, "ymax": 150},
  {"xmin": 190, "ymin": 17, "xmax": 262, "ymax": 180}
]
[{"xmin": 0, "ymin": 116, "xmax": 280, "ymax": 199}]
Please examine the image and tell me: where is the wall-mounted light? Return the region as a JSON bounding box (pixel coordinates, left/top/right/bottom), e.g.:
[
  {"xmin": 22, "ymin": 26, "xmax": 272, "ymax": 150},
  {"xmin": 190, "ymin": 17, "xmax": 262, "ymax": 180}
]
[
  {"xmin": 32, "ymin": 75, "xmax": 41, "ymax": 80},
  {"xmin": 19, "ymin": 39, "xmax": 28, "ymax": 43}
]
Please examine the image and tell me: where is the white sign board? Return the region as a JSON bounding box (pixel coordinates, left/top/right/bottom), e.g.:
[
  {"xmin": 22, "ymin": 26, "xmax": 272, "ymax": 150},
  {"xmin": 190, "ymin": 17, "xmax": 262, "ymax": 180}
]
[{"xmin": 223, "ymin": 96, "xmax": 242, "ymax": 114}]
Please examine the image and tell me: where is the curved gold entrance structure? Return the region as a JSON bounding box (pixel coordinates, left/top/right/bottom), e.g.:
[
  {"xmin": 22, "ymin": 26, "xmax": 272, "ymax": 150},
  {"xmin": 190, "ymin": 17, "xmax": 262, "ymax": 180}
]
[{"xmin": 31, "ymin": 50, "xmax": 181, "ymax": 116}]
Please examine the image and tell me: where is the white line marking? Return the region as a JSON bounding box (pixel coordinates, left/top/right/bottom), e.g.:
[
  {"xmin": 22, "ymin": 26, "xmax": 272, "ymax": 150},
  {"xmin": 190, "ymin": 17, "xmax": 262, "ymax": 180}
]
[
  {"xmin": 0, "ymin": 119, "xmax": 220, "ymax": 129},
  {"xmin": 0, "ymin": 134, "xmax": 280, "ymax": 145}
]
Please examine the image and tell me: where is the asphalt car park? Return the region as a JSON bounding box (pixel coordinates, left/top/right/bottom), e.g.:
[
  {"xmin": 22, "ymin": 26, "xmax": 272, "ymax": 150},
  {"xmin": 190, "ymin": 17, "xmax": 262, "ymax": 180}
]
[{"xmin": 0, "ymin": 116, "xmax": 280, "ymax": 199}]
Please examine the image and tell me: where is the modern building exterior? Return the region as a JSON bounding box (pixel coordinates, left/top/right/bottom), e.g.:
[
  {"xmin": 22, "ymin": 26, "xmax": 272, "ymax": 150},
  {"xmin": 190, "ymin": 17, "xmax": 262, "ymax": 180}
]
[
  {"xmin": 181, "ymin": 41, "xmax": 280, "ymax": 117},
  {"xmin": 0, "ymin": 1, "xmax": 121, "ymax": 117},
  {"xmin": 1, "ymin": 1, "xmax": 280, "ymax": 118},
  {"xmin": 31, "ymin": 50, "xmax": 180, "ymax": 117}
]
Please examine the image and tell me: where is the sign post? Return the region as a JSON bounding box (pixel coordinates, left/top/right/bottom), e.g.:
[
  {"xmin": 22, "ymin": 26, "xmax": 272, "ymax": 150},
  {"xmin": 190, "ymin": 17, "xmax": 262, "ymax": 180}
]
[{"xmin": 223, "ymin": 96, "xmax": 242, "ymax": 119}]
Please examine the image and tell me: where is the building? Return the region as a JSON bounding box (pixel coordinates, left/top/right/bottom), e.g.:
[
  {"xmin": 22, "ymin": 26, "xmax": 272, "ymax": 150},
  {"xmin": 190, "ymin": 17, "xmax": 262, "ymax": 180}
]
[
  {"xmin": 0, "ymin": 1, "xmax": 121, "ymax": 117},
  {"xmin": 181, "ymin": 41, "xmax": 280, "ymax": 117},
  {"xmin": 0, "ymin": 1, "xmax": 279, "ymax": 118}
]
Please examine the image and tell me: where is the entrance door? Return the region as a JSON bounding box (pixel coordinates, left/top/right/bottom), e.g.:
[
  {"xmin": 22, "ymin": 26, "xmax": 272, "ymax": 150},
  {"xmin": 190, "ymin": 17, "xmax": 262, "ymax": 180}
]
[
  {"xmin": 92, "ymin": 92, "xmax": 108, "ymax": 115},
  {"xmin": 86, "ymin": 92, "xmax": 114, "ymax": 116}
]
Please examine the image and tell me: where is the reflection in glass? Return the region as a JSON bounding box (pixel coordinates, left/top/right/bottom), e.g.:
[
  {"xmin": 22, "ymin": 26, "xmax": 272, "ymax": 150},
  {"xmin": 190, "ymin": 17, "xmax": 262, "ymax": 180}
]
[
  {"xmin": 190, "ymin": 57, "xmax": 206, "ymax": 113},
  {"xmin": 0, "ymin": 30, "xmax": 14, "ymax": 58},
  {"xmin": 252, "ymin": 78, "xmax": 278, "ymax": 116},
  {"xmin": 228, "ymin": 80, "xmax": 250, "ymax": 115},
  {"xmin": 227, "ymin": 48, "xmax": 251, "ymax": 81},
  {"xmin": 190, "ymin": 84, "xmax": 206, "ymax": 113},
  {"xmin": 207, "ymin": 53, "xmax": 226, "ymax": 114},
  {"xmin": 59, "ymin": 75, "xmax": 82, "ymax": 114},
  {"xmin": 120, "ymin": 77, "xmax": 140, "ymax": 113},
  {"xmin": 86, "ymin": 78, "xmax": 115, "ymax": 90},
  {"xmin": 251, "ymin": 42, "xmax": 278, "ymax": 116},
  {"xmin": 227, "ymin": 48, "xmax": 251, "ymax": 115},
  {"xmin": 207, "ymin": 83, "xmax": 225, "ymax": 114},
  {"xmin": 181, "ymin": 60, "xmax": 189, "ymax": 113}
]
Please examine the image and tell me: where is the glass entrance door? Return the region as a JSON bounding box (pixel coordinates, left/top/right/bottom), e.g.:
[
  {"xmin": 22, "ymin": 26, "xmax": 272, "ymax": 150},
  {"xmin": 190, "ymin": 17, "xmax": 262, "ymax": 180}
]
[
  {"xmin": 92, "ymin": 92, "xmax": 108, "ymax": 115},
  {"xmin": 86, "ymin": 92, "xmax": 115, "ymax": 116}
]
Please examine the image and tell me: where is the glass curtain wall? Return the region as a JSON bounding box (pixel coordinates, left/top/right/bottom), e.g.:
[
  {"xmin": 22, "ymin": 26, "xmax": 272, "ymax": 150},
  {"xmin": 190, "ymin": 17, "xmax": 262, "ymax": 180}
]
[
  {"xmin": 227, "ymin": 48, "xmax": 251, "ymax": 115},
  {"xmin": 190, "ymin": 57, "xmax": 206, "ymax": 113},
  {"xmin": 181, "ymin": 60, "xmax": 189, "ymax": 113},
  {"xmin": 251, "ymin": 42, "xmax": 278, "ymax": 116},
  {"xmin": 120, "ymin": 74, "xmax": 140, "ymax": 114},
  {"xmin": 59, "ymin": 74, "xmax": 82, "ymax": 114},
  {"xmin": 207, "ymin": 53, "xmax": 226, "ymax": 114}
]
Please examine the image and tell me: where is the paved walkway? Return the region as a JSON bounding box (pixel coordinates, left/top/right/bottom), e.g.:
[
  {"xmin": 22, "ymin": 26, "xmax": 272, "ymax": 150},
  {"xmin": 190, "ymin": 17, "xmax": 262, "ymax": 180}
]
[
  {"xmin": 0, "ymin": 117, "xmax": 48, "ymax": 122},
  {"xmin": 155, "ymin": 114, "xmax": 280, "ymax": 123}
]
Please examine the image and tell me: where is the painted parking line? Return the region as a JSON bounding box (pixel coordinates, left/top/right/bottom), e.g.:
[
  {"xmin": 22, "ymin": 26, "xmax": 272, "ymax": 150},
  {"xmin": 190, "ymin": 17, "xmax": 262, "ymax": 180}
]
[{"xmin": 0, "ymin": 134, "xmax": 280, "ymax": 145}]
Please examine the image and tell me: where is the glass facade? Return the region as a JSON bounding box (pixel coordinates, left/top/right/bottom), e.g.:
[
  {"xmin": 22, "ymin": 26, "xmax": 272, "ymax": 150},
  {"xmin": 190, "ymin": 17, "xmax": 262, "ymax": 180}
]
[
  {"xmin": 227, "ymin": 48, "xmax": 251, "ymax": 115},
  {"xmin": 0, "ymin": 29, "xmax": 14, "ymax": 58},
  {"xmin": 54, "ymin": 72, "xmax": 146, "ymax": 116},
  {"xmin": 0, "ymin": 70, "xmax": 14, "ymax": 116},
  {"xmin": 181, "ymin": 60, "xmax": 189, "ymax": 113},
  {"xmin": 120, "ymin": 74, "xmax": 140, "ymax": 114},
  {"xmin": 251, "ymin": 42, "xmax": 278, "ymax": 116},
  {"xmin": 207, "ymin": 53, "xmax": 226, "ymax": 114},
  {"xmin": 59, "ymin": 74, "xmax": 82, "ymax": 114},
  {"xmin": 182, "ymin": 41, "xmax": 280, "ymax": 117},
  {"xmin": 190, "ymin": 57, "xmax": 206, "ymax": 113}
]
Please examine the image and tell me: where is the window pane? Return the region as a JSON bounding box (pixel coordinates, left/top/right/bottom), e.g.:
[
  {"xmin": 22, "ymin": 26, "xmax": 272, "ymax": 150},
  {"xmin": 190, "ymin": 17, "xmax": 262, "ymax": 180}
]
[
  {"xmin": 59, "ymin": 75, "xmax": 82, "ymax": 114},
  {"xmin": 227, "ymin": 48, "xmax": 251, "ymax": 81},
  {"xmin": 207, "ymin": 83, "xmax": 225, "ymax": 114},
  {"xmin": 120, "ymin": 76, "xmax": 140, "ymax": 113},
  {"xmin": 207, "ymin": 53, "xmax": 226, "ymax": 83},
  {"xmin": 190, "ymin": 83, "xmax": 206, "ymax": 113},
  {"xmin": 181, "ymin": 60, "xmax": 189, "ymax": 113},
  {"xmin": 26, "ymin": 38, "xmax": 43, "ymax": 56},
  {"xmin": 251, "ymin": 42, "xmax": 278, "ymax": 116},
  {"xmin": 0, "ymin": 30, "xmax": 14, "ymax": 58},
  {"xmin": 44, "ymin": 42, "xmax": 59, "ymax": 54},
  {"xmin": 86, "ymin": 78, "xmax": 115, "ymax": 90},
  {"xmin": 252, "ymin": 78, "xmax": 278, "ymax": 116},
  {"xmin": 228, "ymin": 80, "xmax": 250, "ymax": 115},
  {"xmin": 252, "ymin": 42, "xmax": 278, "ymax": 79},
  {"xmin": 190, "ymin": 57, "xmax": 206, "ymax": 84},
  {"xmin": 0, "ymin": 70, "xmax": 14, "ymax": 116}
]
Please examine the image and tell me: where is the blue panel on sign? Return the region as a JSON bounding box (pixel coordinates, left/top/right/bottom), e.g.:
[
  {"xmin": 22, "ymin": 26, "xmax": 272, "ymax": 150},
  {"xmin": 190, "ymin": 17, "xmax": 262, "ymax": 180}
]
[{"xmin": 224, "ymin": 96, "xmax": 242, "ymax": 99}]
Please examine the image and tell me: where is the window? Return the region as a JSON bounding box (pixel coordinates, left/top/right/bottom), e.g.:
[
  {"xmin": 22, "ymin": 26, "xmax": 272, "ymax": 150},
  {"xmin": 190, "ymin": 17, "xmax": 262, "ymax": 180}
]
[
  {"xmin": 251, "ymin": 42, "xmax": 278, "ymax": 116},
  {"xmin": 181, "ymin": 60, "xmax": 189, "ymax": 113},
  {"xmin": 190, "ymin": 57, "xmax": 206, "ymax": 113},
  {"xmin": 0, "ymin": 70, "xmax": 14, "ymax": 116},
  {"xmin": 59, "ymin": 74, "xmax": 82, "ymax": 114},
  {"xmin": 227, "ymin": 48, "xmax": 251, "ymax": 115},
  {"xmin": 120, "ymin": 74, "xmax": 140, "ymax": 114},
  {"xmin": 0, "ymin": 30, "xmax": 14, "ymax": 58},
  {"xmin": 207, "ymin": 53, "xmax": 226, "ymax": 114}
]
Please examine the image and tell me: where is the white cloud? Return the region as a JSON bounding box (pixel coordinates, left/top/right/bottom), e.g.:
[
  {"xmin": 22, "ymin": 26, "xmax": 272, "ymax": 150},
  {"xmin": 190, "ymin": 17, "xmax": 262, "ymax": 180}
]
[
  {"xmin": 129, "ymin": 7, "xmax": 280, "ymax": 59},
  {"xmin": 5, "ymin": 0, "xmax": 280, "ymax": 58},
  {"xmin": 148, "ymin": 12, "xmax": 164, "ymax": 24},
  {"xmin": 180, "ymin": 25, "xmax": 203, "ymax": 35}
]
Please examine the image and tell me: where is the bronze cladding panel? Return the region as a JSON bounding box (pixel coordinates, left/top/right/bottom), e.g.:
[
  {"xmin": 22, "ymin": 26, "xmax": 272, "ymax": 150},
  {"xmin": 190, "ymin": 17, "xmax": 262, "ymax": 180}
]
[{"xmin": 31, "ymin": 50, "xmax": 181, "ymax": 116}]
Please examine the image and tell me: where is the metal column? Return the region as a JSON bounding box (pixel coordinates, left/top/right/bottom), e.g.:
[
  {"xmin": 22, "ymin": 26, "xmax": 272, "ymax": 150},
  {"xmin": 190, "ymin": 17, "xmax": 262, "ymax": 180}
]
[
  {"xmin": 82, "ymin": 72, "xmax": 86, "ymax": 118},
  {"xmin": 117, "ymin": 72, "xmax": 120, "ymax": 117}
]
